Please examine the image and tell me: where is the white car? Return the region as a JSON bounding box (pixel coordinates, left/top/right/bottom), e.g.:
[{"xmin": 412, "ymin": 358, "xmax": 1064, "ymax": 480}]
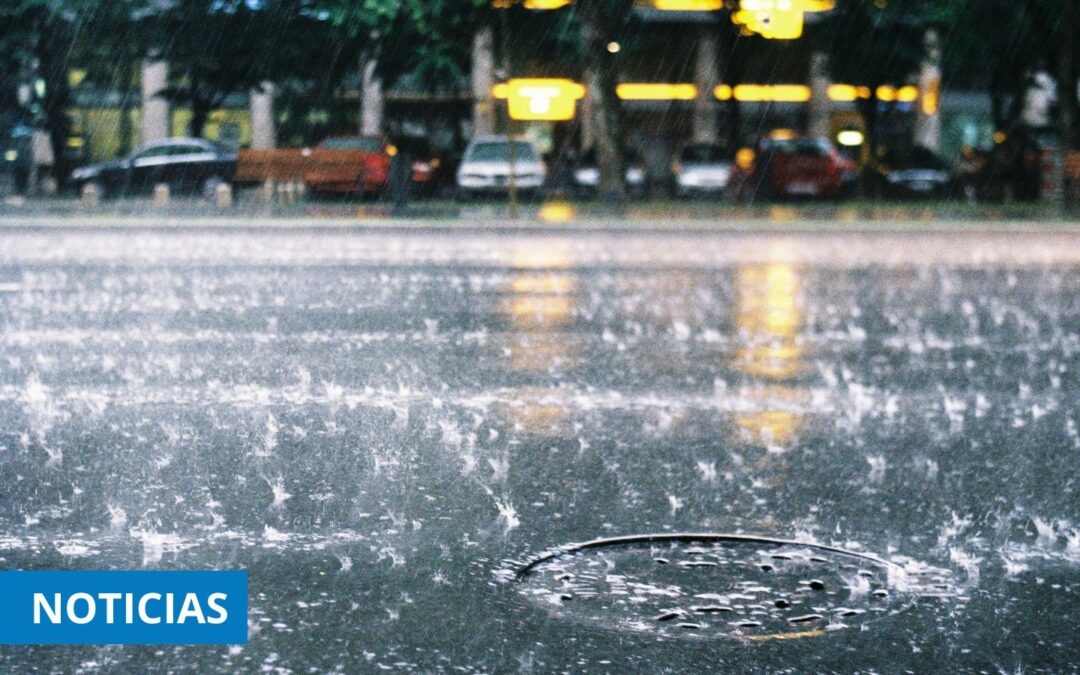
[
  {"xmin": 672, "ymin": 143, "xmax": 734, "ymax": 198},
  {"xmin": 456, "ymin": 136, "xmax": 546, "ymax": 200}
]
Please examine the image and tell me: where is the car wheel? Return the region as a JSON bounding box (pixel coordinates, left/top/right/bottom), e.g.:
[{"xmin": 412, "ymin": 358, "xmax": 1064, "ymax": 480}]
[
  {"xmin": 201, "ymin": 176, "xmax": 223, "ymax": 200},
  {"xmin": 80, "ymin": 180, "xmax": 106, "ymax": 201}
]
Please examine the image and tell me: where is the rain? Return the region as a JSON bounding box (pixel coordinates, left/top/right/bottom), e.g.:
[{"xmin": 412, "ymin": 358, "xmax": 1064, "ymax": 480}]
[{"xmin": 2, "ymin": 0, "xmax": 1080, "ymax": 673}]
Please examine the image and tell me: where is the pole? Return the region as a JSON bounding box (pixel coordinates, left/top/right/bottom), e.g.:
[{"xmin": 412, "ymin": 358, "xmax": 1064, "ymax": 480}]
[
  {"xmin": 499, "ymin": 7, "xmax": 518, "ymax": 219},
  {"xmin": 1060, "ymin": 0, "xmax": 1075, "ymax": 211}
]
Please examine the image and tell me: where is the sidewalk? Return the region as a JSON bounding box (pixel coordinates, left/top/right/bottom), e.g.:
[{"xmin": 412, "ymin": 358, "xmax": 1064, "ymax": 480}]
[{"xmin": 2, "ymin": 194, "xmax": 1079, "ymax": 232}]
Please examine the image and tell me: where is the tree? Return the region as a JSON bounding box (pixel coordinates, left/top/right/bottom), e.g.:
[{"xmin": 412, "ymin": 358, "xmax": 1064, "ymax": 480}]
[
  {"xmin": 936, "ymin": 0, "xmax": 1077, "ymax": 140},
  {"xmin": 816, "ymin": 0, "xmax": 927, "ymax": 166},
  {"xmin": 571, "ymin": 0, "xmax": 636, "ymax": 201},
  {"xmin": 141, "ymin": 0, "xmax": 369, "ymax": 138},
  {"xmin": 0, "ymin": 0, "xmax": 84, "ymax": 186}
]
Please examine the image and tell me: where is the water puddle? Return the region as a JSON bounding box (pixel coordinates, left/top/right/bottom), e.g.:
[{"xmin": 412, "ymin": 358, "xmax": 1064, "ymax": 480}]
[{"xmin": 503, "ymin": 534, "xmax": 958, "ymax": 641}]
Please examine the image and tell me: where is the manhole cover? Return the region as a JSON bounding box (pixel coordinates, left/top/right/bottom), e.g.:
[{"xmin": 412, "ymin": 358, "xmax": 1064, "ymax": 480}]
[{"xmin": 506, "ymin": 533, "xmax": 955, "ymax": 641}]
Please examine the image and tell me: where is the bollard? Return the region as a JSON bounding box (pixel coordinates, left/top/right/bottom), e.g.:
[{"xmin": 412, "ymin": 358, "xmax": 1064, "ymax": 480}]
[
  {"xmin": 80, "ymin": 183, "xmax": 100, "ymax": 207},
  {"xmin": 153, "ymin": 183, "xmax": 170, "ymax": 206},
  {"xmin": 215, "ymin": 182, "xmax": 233, "ymax": 209},
  {"xmin": 260, "ymin": 179, "xmax": 276, "ymax": 203}
]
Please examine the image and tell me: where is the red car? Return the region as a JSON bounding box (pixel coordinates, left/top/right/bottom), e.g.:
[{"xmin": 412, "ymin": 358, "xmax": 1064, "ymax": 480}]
[
  {"xmin": 748, "ymin": 136, "xmax": 856, "ymax": 200},
  {"xmin": 304, "ymin": 136, "xmax": 392, "ymax": 197}
]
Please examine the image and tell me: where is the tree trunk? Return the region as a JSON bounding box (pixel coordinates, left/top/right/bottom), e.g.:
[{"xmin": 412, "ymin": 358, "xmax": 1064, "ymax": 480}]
[
  {"xmin": 577, "ymin": 1, "xmax": 626, "ymax": 202},
  {"xmin": 1060, "ymin": 0, "xmax": 1076, "ymax": 208},
  {"xmin": 857, "ymin": 92, "xmax": 880, "ymax": 197},
  {"xmin": 190, "ymin": 98, "xmax": 211, "ymax": 139},
  {"xmin": 37, "ymin": 17, "xmax": 73, "ymax": 189},
  {"xmin": 117, "ymin": 60, "xmax": 137, "ymax": 157}
]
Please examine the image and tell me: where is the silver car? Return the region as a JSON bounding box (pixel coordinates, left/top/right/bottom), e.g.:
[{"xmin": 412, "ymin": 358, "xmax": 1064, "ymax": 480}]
[
  {"xmin": 671, "ymin": 142, "xmax": 734, "ymax": 198},
  {"xmin": 456, "ymin": 136, "xmax": 546, "ymax": 200}
]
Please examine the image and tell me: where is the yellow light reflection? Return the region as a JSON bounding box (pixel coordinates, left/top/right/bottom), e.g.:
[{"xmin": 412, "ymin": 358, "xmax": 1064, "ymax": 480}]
[
  {"xmin": 732, "ymin": 260, "xmax": 808, "ymax": 447},
  {"xmin": 538, "ymin": 202, "xmax": 577, "ymax": 223},
  {"xmin": 498, "ymin": 245, "xmax": 581, "ymax": 438},
  {"xmin": 732, "ymin": 388, "xmax": 808, "ymax": 446},
  {"xmin": 616, "ymin": 83, "xmax": 698, "ymax": 100}
]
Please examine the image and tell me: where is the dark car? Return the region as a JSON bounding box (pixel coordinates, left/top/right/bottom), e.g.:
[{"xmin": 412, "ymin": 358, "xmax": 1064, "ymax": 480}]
[
  {"xmin": 573, "ymin": 146, "xmax": 649, "ymax": 198},
  {"xmin": 874, "ymin": 146, "xmax": 957, "ymax": 199},
  {"xmin": 390, "ymin": 136, "xmax": 446, "ymax": 197},
  {"xmin": 70, "ymin": 138, "xmax": 236, "ymax": 198}
]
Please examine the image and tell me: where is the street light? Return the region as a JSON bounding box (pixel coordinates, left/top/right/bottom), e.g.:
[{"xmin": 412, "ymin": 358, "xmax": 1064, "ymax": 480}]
[{"xmin": 732, "ymin": 0, "xmax": 835, "ymax": 40}]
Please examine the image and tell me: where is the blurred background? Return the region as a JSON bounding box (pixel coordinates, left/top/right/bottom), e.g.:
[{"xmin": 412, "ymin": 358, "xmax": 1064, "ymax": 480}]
[{"xmin": 0, "ymin": 0, "xmax": 1077, "ymax": 206}]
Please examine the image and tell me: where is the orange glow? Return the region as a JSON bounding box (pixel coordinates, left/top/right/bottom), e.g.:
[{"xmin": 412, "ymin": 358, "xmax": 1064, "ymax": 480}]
[
  {"xmin": 922, "ymin": 78, "xmax": 940, "ymax": 115},
  {"xmin": 719, "ymin": 84, "xmax": 810, "ymax": 102},
  {"xmin": 616, "ymin": 83, "xmax": 698, "ymax": 100}
]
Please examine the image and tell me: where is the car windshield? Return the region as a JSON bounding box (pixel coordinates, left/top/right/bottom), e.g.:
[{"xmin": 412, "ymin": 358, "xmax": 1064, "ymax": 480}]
[
  {"xmin": 467, "ymin": 141, "xmax": 537, "ymax": 162},
  {"xmin": 318, "ymin": 137, "xmax": 383, "ymax": 152}
]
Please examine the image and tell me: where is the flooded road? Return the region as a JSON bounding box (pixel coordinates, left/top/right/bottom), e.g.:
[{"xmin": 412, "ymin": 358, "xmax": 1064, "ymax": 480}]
[{"xmin": 1, "ymin": 226, "xmax": 1079, "ymax": 672}]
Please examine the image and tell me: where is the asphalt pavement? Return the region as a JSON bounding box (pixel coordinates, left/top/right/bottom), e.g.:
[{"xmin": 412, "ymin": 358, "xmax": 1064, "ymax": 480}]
[{"xmin": 1, "ymin": 223, "xmax": 1078, "ymax": 672}]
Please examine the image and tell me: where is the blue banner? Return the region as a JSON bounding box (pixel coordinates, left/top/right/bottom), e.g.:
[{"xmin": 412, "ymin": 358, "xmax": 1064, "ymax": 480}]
[{"xmin": 0, "ymin": 570, "xmax": 248, "ymax": 644}]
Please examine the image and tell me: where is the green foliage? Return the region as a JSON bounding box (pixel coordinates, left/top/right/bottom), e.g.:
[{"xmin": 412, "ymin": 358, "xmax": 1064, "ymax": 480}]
[{"xmin": 818, "ymin": 0, "xmax": 928, "ymax": 88}]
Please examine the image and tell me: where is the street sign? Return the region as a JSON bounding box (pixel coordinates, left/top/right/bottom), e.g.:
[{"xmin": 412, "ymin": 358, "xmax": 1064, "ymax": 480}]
[{"xmin": 493, "ymin": 79, "xmax": 586, "ymax": 121}]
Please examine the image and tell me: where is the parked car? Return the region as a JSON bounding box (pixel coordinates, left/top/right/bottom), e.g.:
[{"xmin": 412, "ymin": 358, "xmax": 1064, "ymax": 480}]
[
  {"xmin": 671, "ymin": 143, "xmax": 735, "ymax": 198},
  {"xmin": 70, "ymin": 138, "xmax": 236, "ymax": 198},
  {"xmin": 573, "ymin": 146, "xmax": 649, "ymax": 198},
  {"xmin": 304, "ymin": 135, "xmax": 392, "ymax": 197},
  {"xmin": 750, "ymin": 135, "xmax": 856, "ymax": 200},
  {"xmin": 390, "ymin": 136, "xmax": 446, "ymax": 197},
  {"xmin": 456, "ymin": 136, "xmax": 546, "ymax": 200},
  {"xmin": 872, "ymin": 146, "xmax": 958, "ymax": 198}
]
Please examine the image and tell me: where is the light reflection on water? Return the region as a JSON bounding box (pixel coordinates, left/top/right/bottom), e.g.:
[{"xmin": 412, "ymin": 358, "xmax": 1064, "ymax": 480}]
[{"xmin": 0, "ymin": 229, "xmax": 1078, "ymax": 671}]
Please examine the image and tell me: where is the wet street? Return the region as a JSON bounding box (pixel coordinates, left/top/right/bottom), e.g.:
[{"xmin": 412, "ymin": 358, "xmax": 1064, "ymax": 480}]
[{"xmin": 1, "ymin": 224, "xmax": 1080, "ymax": 673}]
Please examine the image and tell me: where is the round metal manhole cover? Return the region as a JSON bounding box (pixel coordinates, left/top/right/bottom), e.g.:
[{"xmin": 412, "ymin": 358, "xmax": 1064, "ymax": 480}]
[{"xmin": 504, "ymin": 534, "xmax": 956, "ymax": 641}]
